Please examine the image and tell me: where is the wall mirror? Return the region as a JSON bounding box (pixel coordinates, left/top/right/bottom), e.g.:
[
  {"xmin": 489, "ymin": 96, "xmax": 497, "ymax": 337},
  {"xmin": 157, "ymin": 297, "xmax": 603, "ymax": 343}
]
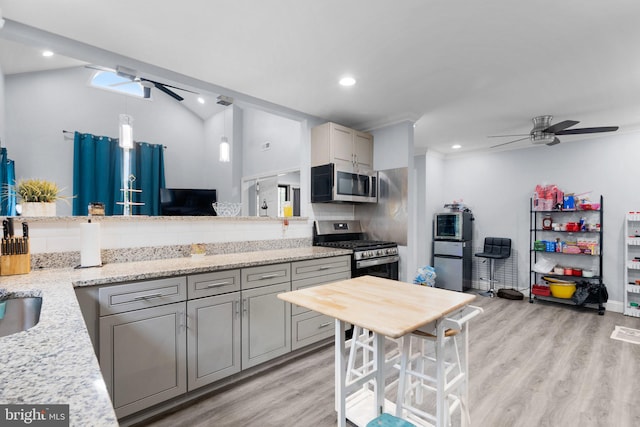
[
  {"xmin": 0, "ymin": 35, "xmax": 305, "ymax": 217},
  {"xmin": 241, "ymin": 169, "xmax": 301, "ymax": 217}
]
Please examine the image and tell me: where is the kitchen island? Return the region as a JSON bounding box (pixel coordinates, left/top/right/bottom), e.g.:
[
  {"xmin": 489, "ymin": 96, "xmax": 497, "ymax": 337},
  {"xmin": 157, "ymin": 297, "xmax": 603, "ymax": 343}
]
[
  {"xmin": 278, "ymin": 276, "xmax": 478, "ymax": 427},
  {"xmin": 0, "ymin": 246, "xmax": 350, "ymax": 426}
]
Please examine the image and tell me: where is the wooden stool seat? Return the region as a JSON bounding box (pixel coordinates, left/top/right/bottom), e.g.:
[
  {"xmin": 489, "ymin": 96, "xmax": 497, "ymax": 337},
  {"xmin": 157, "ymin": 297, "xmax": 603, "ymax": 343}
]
[
  {"xmin": 367, "ymin": 413, "xmax": 416, "ymax": 427},
  {"xmin": 412, "ymin": 328, "xmax": 460, "ymax": 339}
]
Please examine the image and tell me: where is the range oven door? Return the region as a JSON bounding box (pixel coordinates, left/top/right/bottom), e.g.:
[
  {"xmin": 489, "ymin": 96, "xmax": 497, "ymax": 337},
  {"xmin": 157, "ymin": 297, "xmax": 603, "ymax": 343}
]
[{"xmin": 353, "ymin": 255, "xmax": 399, "ymax": 280}]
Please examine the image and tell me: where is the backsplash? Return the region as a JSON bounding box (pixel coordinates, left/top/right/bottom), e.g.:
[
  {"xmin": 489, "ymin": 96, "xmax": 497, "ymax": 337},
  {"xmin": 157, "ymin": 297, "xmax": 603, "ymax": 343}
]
[
  {"xmin": 30, "ymin": 237, "xmax": 312, "ymax": 270},
  {"xmin": 18, "ymin": 216, "xmax": 314, "ymax": 270}
]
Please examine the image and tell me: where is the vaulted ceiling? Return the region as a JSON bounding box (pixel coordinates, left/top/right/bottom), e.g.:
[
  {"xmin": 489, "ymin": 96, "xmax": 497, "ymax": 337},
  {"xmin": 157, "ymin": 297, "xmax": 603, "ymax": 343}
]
[{"xmin": 2, "ymin": 0, "xmax": 640, "ymax": 154}]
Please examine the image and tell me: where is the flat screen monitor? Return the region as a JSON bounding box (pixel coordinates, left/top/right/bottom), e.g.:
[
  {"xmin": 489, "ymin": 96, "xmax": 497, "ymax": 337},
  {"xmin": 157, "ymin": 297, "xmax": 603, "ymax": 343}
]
[{"xmin": 160, "ymin": 188, "xmax": 217, "ymax": 216}]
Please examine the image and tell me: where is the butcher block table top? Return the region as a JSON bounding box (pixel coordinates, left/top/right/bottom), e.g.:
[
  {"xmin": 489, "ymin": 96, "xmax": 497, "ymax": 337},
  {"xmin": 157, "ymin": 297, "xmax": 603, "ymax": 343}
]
[{"xmin": 278, "ymin": 275, "xmax": 476, "ymax": 339}]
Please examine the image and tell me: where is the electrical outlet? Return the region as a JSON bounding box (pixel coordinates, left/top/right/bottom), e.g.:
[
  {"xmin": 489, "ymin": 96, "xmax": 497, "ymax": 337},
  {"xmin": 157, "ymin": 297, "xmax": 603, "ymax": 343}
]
[{"xmin": 261, "ymin": 141, "xmax": 271, "ymax": 151}]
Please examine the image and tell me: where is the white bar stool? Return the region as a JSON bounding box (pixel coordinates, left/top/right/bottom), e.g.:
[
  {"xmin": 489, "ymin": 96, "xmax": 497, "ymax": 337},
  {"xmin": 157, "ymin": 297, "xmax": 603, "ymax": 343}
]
[
  {"xmin": 395, "ymin": 305, "xmax": 483, "ymax": 427},
  {"xmin": 346, "ymin": 326, "xmax": 402, "ymax": 387}
]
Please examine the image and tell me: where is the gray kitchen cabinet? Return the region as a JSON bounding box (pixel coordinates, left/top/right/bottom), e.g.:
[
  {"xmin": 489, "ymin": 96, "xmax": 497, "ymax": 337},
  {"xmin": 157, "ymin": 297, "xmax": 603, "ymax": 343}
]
[
  {"xmin": 241, "ymin": 282, "xmax": 291, "ymax": 368},
  {"xmin": 291, "ymin": 256, "xmax": 351, "ymax": 349},
  {"xmin": 99, "ymin": 301, "xmax": 187, "ymax": 418},
  {"xmin": 89, "ymin": 256, "xmax": 347, "ymax": 420},
  {"xmin": 187, "ymin": 292, "xmax": 241, "ymax": 390},
  {"xmin": 311, "ymin": 122, "xmax": 373, "ymax": 172}
]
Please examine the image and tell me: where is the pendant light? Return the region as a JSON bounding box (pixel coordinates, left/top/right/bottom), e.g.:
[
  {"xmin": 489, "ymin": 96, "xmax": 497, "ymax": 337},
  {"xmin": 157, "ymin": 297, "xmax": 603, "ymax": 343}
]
[
  {"xmin": 219, "ymin": 136, "xmax": 230, "ymax": 162},
  {"xmin": 219, "ymin": 109, "xmax": 230, "ymax": 162},
  {"xmin": 119, "ymin": 114, "xmax": 134, "ymax": 150}
]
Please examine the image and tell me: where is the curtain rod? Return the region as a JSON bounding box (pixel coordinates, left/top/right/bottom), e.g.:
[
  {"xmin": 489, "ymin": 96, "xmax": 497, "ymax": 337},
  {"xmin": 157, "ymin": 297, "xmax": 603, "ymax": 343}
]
[{"xmin": 62, "ymin": 130, "xmax": 166, "ymax": 149}]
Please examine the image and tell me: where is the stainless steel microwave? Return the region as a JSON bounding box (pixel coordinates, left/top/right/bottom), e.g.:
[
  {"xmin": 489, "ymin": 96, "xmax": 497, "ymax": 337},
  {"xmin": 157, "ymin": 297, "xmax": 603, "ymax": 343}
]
[
  {"xmin": 434, "ymin": 211, "xmax": 473, "ymax": 241},
  {"xmin": 311, "ymin": 163, "xmax": 378, "ymax": 203}
]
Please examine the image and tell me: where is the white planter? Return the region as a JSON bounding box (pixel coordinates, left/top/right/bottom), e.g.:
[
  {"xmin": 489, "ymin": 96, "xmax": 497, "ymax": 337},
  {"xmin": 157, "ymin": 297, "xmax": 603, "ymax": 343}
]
[{"xmin": 21, "ymin": 202, "xmax": 57, "ymax": 217}]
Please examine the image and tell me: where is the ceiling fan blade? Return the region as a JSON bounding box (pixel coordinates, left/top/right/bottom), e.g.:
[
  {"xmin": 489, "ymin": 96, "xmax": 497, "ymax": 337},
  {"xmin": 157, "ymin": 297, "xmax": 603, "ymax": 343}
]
[
  {"xmin": 555, "ymin": 126, "xmax": 619, "ymax": 135},
  {"xmin": 109, "ymin": 80, "xmax": 136, "ymax": 87},
  {"xmin": 487, "ymin": 134, "xmax": 530, "ymax": 138},
  {"xmin": 158, "ymin": 82, "xmax": 198, "ymax": 94},
  {"xmin": 543, "ymin": 120, "xmax": 579, "ymax": 134},
  {"xmin": 490, "ymin": 136, "xmax": 530, "ymax": 148},
  {"xmin": 546, "ymin": 137, "xmax": 561, "ymax": 146},
  {"xmin": 140, "ymin": 77, "xmax": 197, "ymax": 95},
  {"xmin": 153, "ymin": 82, "xmax": 184, "ymax": 101}
]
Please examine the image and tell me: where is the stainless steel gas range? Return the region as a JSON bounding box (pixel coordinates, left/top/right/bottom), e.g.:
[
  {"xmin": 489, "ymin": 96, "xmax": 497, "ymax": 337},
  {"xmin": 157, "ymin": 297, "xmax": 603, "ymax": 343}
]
[{"xmin": 313, "ymin": 220, "xmax": 399, "ymax": 280}]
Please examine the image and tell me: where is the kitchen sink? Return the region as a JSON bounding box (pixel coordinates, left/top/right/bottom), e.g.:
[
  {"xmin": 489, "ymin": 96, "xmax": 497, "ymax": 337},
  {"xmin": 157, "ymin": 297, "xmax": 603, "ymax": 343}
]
[{"xmin": 0, "ymin": 297, "xmax": 43, "ymax": 338}]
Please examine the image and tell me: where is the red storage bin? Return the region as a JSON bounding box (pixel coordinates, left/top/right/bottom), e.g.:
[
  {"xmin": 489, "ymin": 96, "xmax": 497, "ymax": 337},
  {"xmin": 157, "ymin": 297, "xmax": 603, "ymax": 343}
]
[{"xmin": 532, "ymin": 285, "xmax": 551, "ymax": 296}]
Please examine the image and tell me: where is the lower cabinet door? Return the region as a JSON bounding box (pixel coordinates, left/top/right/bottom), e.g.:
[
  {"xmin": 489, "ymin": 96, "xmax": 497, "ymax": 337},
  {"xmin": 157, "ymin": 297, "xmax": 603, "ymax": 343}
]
[
  {"xmin": 187, "ymin": 292, "xmax": 241, "ymax": 391},
  {"xmin": 99, "ymin": 302, "xmax": 187, "ymax": 418},
  {"xmin": 242, "ymin": 282, "xmax": 291, "ymax": 369}
]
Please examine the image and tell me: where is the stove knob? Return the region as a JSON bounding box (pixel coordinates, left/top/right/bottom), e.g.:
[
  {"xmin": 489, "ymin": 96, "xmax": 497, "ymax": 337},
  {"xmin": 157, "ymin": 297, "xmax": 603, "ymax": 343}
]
[
  {"xmin": 376, "ymin": 249, "xmax": 383, "ymax": 256},
  {"xmin": 362, "ymin": 251, "xmax": 370, "ymax": 259}
]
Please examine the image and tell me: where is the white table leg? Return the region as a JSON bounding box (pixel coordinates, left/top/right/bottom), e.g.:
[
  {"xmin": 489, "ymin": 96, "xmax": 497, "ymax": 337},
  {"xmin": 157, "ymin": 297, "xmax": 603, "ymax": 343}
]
[
  {"xmin": 373, "ymin": 332, "xmax": 385, "ymax": 418},
  {"xmin": 335, "ymin": 319, "xmax": 347, "ymax": 427},
  {"xmin": 436, "ymin": 320, "xmax": 446, "ymax": 427}
]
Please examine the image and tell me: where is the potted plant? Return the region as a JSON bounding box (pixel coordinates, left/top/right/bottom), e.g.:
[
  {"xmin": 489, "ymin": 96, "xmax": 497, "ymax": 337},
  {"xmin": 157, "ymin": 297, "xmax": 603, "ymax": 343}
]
[{"xmin": 15, "ymin": 178, "xmax": 67, "ymax": 217}]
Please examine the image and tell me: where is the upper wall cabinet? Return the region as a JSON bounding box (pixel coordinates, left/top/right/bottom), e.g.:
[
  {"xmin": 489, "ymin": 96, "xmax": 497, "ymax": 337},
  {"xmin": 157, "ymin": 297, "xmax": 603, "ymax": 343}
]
[{"xmin": 311, "ymin": 122, "xmax": 373, "ymax": 172}]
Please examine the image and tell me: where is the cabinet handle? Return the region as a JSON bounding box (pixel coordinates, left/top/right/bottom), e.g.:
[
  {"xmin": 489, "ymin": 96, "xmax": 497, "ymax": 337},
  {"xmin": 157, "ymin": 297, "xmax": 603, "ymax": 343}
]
[
  {"xmin": 260, "ymin": 273, "xmax": 279, "ymax": 280},
  {"xmin": 319, "ymin": 322, "xmax": 332, "ymax": 328},
  {"xmin": 133, "ymin": 293, "xmax": 163, "ymax": 300},
  {"xmin": 234, "ymin": 300, "xmax": 240, "ymax": 318},
  {"xmin": 206, "ymin": 281, "xmax": 231, "ymax": 288},
  {"xmin": 318, "ymin": 265, "xmax": 332, "ymax": 270},
  {"xmin": 242, "ymin": 298, "xmax": 248, "ymax": 316},
  {"xmin": 179, "ymin": 311, "xmax": 187, "ymax": 330}
]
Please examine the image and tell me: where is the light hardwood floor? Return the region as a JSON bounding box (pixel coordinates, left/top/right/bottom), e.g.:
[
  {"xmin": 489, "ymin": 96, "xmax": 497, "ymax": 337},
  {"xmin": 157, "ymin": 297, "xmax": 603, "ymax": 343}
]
[{"xmin": 141, "ymin": 294, "xmax": 640, "ymax": 427}]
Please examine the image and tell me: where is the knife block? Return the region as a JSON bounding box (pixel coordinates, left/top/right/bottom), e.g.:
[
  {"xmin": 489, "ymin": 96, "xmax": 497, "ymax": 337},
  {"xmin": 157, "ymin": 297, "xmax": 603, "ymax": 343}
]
[{"xmin": 0, "ymin": 252, "xmax": 31, "ymax": 276}]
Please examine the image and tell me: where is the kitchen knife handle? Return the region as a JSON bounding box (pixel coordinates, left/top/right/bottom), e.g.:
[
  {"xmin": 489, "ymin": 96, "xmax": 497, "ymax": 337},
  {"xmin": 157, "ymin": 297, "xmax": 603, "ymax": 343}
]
[
  {"xmin": 6, "ymin": 218, "xmax": 13, "ymax": 238},
  {"xmin": 22, "ymin": 222, "xmax": 28, "ymax": 238}
]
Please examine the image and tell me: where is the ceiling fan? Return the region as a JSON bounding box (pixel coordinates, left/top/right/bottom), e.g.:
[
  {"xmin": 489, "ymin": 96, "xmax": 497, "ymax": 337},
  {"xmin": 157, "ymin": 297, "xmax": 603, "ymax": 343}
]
[
  {"xmin": 489, "ymin": 115, "xmax": 619, "ymax": 148},
  {"xmin": 87, "ymin": 65, "xmax": 198, "ymax": 101}
]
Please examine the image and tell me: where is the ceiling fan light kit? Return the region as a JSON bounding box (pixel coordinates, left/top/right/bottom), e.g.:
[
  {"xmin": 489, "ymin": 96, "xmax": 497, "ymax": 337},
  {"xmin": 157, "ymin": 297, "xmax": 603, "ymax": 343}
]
[{"xmin": 489, "ymin": 115, "xmax": 619, "ymax": 148}]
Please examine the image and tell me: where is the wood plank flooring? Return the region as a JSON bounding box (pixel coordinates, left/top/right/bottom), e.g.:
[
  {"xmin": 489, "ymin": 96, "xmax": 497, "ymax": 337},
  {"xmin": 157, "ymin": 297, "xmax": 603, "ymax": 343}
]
[{"xmin": 140, "ymin": 294, "xmax": 640, "ymax": 427}]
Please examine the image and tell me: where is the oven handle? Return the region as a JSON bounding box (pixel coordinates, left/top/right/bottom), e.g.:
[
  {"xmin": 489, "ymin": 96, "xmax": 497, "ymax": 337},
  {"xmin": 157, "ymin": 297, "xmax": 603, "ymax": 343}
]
[{"xmin": 356, "ymin": 255, "xmax": 400, "ymax": 269}]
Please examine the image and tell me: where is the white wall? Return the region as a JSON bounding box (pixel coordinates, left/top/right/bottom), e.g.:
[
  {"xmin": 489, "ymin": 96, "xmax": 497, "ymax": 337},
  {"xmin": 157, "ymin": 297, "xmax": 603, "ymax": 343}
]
[
  {"xmin": 437, "ymin": 131, "xmax": 640, "ymax": 307},
  {"xmin": 241, "ymin": 108, "xmax": 301, "ymax": 178}
]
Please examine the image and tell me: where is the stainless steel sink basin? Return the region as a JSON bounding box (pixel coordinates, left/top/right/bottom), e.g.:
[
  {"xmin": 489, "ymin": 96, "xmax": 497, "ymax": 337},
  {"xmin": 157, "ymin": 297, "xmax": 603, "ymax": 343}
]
[{"xmin": 0, "ymin": 297, "xmax": 43, "ymax": 338}]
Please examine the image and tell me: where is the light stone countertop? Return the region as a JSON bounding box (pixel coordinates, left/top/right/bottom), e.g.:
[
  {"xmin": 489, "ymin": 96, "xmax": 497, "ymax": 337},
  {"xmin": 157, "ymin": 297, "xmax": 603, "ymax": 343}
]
[{"xmin": 0, "ymin": 246, "xmax": 351, "ymax": 426}]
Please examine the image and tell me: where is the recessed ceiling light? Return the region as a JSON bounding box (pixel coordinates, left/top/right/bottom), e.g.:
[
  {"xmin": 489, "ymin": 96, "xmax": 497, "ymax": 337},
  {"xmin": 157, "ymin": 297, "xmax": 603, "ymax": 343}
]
[
  {"xmin": 197, "ymin": 97, "xmax": 205, "ymax": 104},
  {"xmin": 339, "ymin": 76, "xmax": 356, "ymax": 87},
  {"xmin": 451, "ymin": 144, "xmax": 462, "ymax": 149},
  {"xmin": 42, "ymin": 50, "xmax": 54, "ymax": 57}
]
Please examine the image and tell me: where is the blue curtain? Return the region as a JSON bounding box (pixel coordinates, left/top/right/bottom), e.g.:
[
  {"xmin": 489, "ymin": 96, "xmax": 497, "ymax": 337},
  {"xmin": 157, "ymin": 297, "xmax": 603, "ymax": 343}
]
[
  {"xmin": 72, "ymin": 132, "xmax": 166, "ymax": 216},
  {"xmin": 0, "ymin": 148, "xmax": 17, "ymax": 216},
  {"xmin": 131, "ymin": 141, "xmax": 166, "ymax": 215}
]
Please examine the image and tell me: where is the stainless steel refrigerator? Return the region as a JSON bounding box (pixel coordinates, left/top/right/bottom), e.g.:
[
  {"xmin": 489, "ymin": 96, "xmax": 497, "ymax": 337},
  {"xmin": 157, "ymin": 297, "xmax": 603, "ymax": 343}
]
[{"xmin": 433, "ymin": 239, "xmax": 473, "ymax": 292}]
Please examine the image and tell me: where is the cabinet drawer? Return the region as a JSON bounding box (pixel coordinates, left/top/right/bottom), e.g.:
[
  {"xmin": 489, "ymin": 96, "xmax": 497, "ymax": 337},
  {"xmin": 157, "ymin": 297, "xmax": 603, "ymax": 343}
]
[
  {"xmin": 99, "ymin": 277, "xmax": 187, "ymax": 316},
  {"xmin": 291, "ymin": 271, "xmax": 351, "ymax": 315},
  {"xmin": 291, "ymin": 256, "xmax": 351, "ymax": 281},
  {"xmin": 242, "ymin": 263, "xmax": 291, "ymax": 290},
  {"xmin": 188, "ymin": 269, "xmax": 240, "ymax": 299},
  {"xmin": 292, "ymin": 311, "xmax": 334, "ymax": 350}
]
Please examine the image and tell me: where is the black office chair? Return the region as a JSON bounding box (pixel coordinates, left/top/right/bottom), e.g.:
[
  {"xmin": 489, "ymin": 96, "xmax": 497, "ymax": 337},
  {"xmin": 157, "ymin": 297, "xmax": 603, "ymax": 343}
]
[{"xmin": 475, "ymin": 237, "xmax": 511, "ymax": 297}]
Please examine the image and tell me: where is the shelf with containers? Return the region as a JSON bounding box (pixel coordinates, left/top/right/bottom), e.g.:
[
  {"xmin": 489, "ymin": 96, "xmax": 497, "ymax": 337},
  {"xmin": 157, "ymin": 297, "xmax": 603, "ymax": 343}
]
[
  {"xmin": 624, "ymin": 212, "xmax": 640, "ymax": 317},
  {"xmin": 529, "ymin": 195, "xmax": 606, "ymax": 315}
]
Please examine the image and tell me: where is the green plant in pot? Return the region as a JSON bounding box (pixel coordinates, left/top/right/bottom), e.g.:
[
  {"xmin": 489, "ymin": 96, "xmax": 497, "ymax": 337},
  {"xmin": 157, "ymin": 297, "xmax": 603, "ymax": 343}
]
[{"xmin": 16, "ymin": 179, "xmax": 68, "ymax": 217}]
